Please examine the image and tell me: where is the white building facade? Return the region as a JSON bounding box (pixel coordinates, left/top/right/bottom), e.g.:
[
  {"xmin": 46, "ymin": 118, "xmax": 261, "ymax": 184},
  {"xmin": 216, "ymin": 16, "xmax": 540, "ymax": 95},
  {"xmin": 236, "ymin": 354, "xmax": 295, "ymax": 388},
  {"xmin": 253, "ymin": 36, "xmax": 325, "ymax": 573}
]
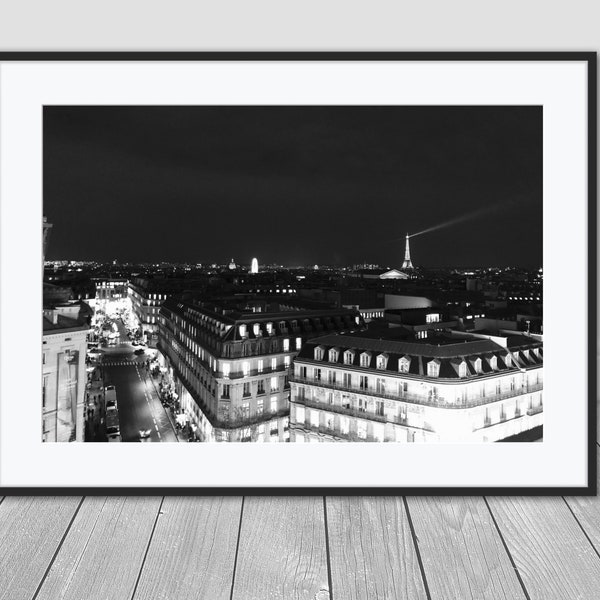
[
  {"xmin": 290, "ymin": 332, "xmax": 543, "ymax": 443},
  {"xmin": 42, "ymin": 305, "xmax": 90, "ymax": 442}
]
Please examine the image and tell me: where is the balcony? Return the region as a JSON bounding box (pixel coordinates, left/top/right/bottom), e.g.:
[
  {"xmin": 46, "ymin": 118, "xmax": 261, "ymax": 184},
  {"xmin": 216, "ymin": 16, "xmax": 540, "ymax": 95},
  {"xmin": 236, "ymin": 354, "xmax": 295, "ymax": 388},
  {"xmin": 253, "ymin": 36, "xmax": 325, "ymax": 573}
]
[
  {"xmin": 527, "ymin": 404, "xmax": 543, "ymax": 416},
  {"xmin": 290, "ymin": 374, "xmax": 543, "ymax": 410}
]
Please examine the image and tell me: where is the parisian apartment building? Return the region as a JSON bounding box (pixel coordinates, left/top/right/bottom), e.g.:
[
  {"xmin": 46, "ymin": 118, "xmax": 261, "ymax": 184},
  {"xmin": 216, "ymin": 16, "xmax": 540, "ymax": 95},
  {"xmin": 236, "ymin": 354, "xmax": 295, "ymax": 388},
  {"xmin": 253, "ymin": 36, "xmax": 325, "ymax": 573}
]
[
  {"xmin": 157, "ymin": 295, "xmax": 365, "ymax": 442},
  {"xmin": 289, "ymin": 329, "xmax": 543, "ymax": 443},
  {"xmin": 128, "ymin": 277, "xmax": 206, "ymax": 340},
  {"xmin": 42, "ymin": 301, "xmax": 91, "ymax": 442}
]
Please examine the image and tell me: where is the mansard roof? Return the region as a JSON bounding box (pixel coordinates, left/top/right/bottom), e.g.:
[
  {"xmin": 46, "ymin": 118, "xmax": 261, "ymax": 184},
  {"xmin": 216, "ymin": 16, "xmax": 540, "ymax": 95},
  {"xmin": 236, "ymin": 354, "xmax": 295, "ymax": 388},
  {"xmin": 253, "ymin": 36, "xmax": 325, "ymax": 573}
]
[{"xmin": 296, "ymin": 331, "xmax": 542, "ymax": 380}]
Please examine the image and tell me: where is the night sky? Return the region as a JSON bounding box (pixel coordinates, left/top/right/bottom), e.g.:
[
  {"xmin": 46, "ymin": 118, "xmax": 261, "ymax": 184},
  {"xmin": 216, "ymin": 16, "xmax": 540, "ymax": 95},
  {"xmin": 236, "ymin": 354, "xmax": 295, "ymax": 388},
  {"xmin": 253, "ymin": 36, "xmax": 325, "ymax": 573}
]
[{"xmin": 43, "ymin": 106, "xmax": 542, "ymax": 268}]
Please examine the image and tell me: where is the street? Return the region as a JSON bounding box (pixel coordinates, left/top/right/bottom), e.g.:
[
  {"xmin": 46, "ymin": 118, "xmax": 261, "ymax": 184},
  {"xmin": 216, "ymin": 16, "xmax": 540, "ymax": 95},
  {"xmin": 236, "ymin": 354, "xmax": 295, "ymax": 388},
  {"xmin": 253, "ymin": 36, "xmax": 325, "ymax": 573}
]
[{"xmin": 100, "ymin": 318, "xmax": 178, "ymax": 443}]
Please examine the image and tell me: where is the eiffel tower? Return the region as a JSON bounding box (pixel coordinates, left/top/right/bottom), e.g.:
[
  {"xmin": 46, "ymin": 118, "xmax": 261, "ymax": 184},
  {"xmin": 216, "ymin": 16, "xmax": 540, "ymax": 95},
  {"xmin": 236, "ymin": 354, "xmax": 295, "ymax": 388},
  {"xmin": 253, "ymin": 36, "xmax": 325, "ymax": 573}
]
[{"xmin": 401, "ymin": 234, "xmax": 414, "ymax": 269}]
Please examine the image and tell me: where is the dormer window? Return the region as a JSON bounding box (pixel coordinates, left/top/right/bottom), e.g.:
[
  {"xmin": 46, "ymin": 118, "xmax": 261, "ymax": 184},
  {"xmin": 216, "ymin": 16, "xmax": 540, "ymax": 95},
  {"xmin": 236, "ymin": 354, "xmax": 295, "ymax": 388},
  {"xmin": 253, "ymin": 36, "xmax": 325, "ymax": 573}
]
[
  {"xmin": 458, "ymin": 360, "xmax": 468, "ymax": 378},
  {"xmin": 427, "ymin": 359, "xmax": 441, "ymax": 378},
  {"xmin": 522, "ymin": 349, "xmax": 530, "ymax": 362},
  {"xmin": 344, "ymin": 350, "xmax": 355, "ymax": 365},
  {"xmin": 474, "ymin": 357, "xmax": 482, "ymax": 374},
  {"xmin": 505, "ymin": 353, "xmax": 512, "ymax": 367},
  {"xmin": 238, "ymin": 324, "xmax": 248, "ymax": 338},
  {"xmin": 279, "ymin": 320, "xmax": 288, "ymax": 333},
  {"xmin": 253, "ymin": 323, "xmax": 261, "ymax": 337},
  {"xmin": 266, "ymin": 322, "xmax": 273, "ymax": 335},
  {"xmin": 355, "ymin": 316, "xmax": 361, "ymax": 325},
  {"xmin": 489, "ymin": 356, "xmax": 498, "ymax": 371},
  {"xmin": 399, "ymin": 356, "xmax": 411, "ymax": 373},
  {"xmin": 314, "ymin": 346, "xmax": 325, "ymax": 361},
  {"xmin": 376, "ymin": 354, "xmax": 388, "ymax": 370},
  {"xmin": 360, "ymin": 352, "xmax": 371, "ymax": 368},
  {"xmin": 328, "ymin": 348, "xmax": 339, "ymax": 363}
]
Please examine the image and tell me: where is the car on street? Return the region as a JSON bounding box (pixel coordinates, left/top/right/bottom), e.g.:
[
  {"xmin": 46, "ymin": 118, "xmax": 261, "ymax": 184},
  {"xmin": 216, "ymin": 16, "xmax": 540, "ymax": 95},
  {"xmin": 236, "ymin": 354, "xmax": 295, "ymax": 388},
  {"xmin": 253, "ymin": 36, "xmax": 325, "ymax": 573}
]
[
  {"xmin": 134, "ymin": 348, "xmax": 145, "ymax": 355},
  {"xmin": 139, "ymin": 428, "xmax": 152, "ymax": 442}
]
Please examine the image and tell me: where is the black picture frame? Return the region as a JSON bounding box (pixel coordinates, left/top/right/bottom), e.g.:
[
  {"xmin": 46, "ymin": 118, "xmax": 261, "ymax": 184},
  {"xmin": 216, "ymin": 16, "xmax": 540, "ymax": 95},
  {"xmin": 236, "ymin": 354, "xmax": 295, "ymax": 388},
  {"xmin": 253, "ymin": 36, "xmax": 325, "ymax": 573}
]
[{"xmin": 0, "ymin": 51, "xmax": 596, "ymax": 495}]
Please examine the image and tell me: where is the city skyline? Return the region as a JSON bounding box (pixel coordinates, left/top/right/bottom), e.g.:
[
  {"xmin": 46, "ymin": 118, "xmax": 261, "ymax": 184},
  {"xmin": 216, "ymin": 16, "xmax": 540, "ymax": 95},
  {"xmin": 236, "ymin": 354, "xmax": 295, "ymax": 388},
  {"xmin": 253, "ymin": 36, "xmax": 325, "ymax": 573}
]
[{"xmin": 44, "ymin": 105, "xmax": 542, "ymax": 267}]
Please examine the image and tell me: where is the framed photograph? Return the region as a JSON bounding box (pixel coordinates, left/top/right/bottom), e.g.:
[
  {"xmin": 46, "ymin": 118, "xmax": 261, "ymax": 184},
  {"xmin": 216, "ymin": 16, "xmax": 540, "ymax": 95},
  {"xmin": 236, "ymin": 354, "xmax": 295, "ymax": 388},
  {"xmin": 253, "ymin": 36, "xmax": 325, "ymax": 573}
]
[{"xmin": 0, "ymin": 52, "xmax": 595, "ymax": 494}]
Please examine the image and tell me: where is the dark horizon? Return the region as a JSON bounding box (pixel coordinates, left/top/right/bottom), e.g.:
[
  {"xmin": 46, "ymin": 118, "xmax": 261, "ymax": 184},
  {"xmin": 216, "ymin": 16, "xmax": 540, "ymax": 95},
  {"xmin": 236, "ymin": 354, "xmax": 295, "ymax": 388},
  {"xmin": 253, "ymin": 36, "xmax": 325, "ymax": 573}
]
[{"xmin": 43, "ymin": 105, "xmax": 543, "ymax": 268}]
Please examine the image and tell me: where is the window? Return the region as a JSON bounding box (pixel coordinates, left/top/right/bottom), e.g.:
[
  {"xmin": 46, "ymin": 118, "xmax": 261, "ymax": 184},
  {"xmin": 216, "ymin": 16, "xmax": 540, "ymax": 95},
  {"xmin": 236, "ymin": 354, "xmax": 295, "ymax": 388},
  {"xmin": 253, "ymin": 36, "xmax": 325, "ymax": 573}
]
[
  {"xmin": 283, "ymin": 338, "xmax": 290, "ymax": 352},
  {"xmin": 257, "ymin": 380, "xmax": 265, "ymax": 394},
  {"xmin": 490, "ymin": 356, "xmax": 498, "ymax": 371},
  {"xmin": 257, "ymin": 398, "xmax": 264, "ymax": 413},
  {"xmin": 295, "ymin": 405, "xmax": 306, "ymax": 425},
  {"xmin": 427, "ymin": 360, "xmax": 440, "ymax": 378},
  {"xmin": 376, "ymin": 354, "xmax": 388, "ymax": 370},
  {"xmin": 270, "ymin": 397, "xmax": 278, "ymax": 412},
  {"xmin": 340, "ymin": 416, "xmax": 349, "ymax": 434},
  {"xmin": 426, "ymin": 313, "xmax": 440, "ymax": 323},
  {"xmin": 270, "ymin": 420, "xmax": 279, "ymax": 436},
  {"xmin": 310, "ymin": 410, "xmax": 319, "ymax": 428},
  {"xmin": 296, "ymin": 337, "xmax": 302, "ymax": 350},
  {"xmin": 343, "ymin": 372, "xmax": 352, "ymax": 388},
  {"xmin": 299, "ymin": 365, "xmax": 307, "ymax": 378},
  {"xmin": 399, "ymin": 356, "xmax": 411, "ymax": 373},
  {"xmin": 327, "ymin": 392, "xmax": 333, "ymax": 405},
  {"xmin": 401, "ymin": 381, "xmax": 408, "ymax": 395},
  {"xmin": 359, "ymin": 375, "xmax": 369, "ymax": 390},
  {"xmin": 328, "ymin": 370, "xmax": 337, "ymax": 385},
  {"xmin": 266, "ymin": 322, "xmax": 273, "ymax": 335},
  {"xmin": 344, "ymin": 350, "xmax": 354, "ymax": 365},
  {"xmin": 360, "ymin": 352, "xmax": 371, "ymax": 368},
  {"xmin": 314, "ymin": 368, "xmax": 322, "ymax": 381},
  {"xmin": 242, "ymin": 361, "xmax": 250, "ymax": 376},
  {"xmin": 505, "ymin": 353, "xmax": 512, "ymax": 367},
  {"xmin": 270, "ymin": 377, "xmax": 278, "ymax": 392},
  {"xmin": 373, "ymin": 422, "xmax": 384, "ymax": 441},
  {"xmin": 474, "ymin": 358, "xmax": 482, "ymax": 374},
  {"xmin": 239, "ymin": 324, "xmax": 247, "ymax": 338},
  {"xmin": 222, "ymin": 363, "xmax": 230, "ymax": 378},
  {"xmin": 257, "ymin": 359, "xmax": 264, "ymax": 373},
  {"xmin": 314, "ymin": 347, "xmax": 324, "ymax": 361},
  {"xmin": 284, "ymin": 356, "xmax": 290, "ymax": 368},
  {"xmin": 253, "ymin": 323, "xmax": 261, "ymax": 336},
  {"xmin": 376, "ymin": 378, "xmax": 386, "ymax": 395},
  {"xmin": 42, "ymin": 375, "xmax": 48, "ymax": 408},
  {"xmin": 241, "ymin": 402, "xmax": 250, "ymax": 419},
  {"xmin": 243, "ymin": 382, "xmax": 251, "ymax": 397},
  {"xmin": 357, "ymin": 421, "xmax": 367, "ymax": 439},
  {"xmin": 221, "ymin": 384, "xmax": 230, "ymax": 399},
  {"xmin": 271, "ymin": 357, "xmax": 277, "ymax": 371},
  {"xmin": 458, "ymin": 361, "xmax": 468, "ymax": 378},
  {"xmin": 329, "ymin": 348, "xmax": 339, "ymax": 362}
]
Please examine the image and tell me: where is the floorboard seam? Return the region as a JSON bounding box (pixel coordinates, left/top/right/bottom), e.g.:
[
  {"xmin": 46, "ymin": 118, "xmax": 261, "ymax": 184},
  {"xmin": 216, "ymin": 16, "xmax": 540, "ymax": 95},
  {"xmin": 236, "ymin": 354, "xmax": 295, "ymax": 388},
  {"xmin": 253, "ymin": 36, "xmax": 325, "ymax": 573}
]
[
  {"xmin": 129, "ymin": 496, "xmax": 165, "ymax": 600},
  {"xmin": 562, "ymin": 496, "xmax": 600, "ymax": 560},
  {"xmin": 483, "ymin": 497, "xmax": 531, "ymax": 600},
  {"xmin": 229, "ymin": 496, "xmax": 245, "ymax": 600},
  {"xmin": 323, "ymin": 497, "xmax": 334, "ymax": 600},
  {"xmin": 402, "ymin": 497, "xmax": 432, "ymax": 600},
  {"xmin": 31, "ymin": 496, "xmax": 86, "ymax": 600}
]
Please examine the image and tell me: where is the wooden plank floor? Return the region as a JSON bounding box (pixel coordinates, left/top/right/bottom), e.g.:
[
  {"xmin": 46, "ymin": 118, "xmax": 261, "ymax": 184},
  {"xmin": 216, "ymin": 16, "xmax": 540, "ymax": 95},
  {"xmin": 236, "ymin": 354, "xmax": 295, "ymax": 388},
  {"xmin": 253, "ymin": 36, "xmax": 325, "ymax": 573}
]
[{"xmin": 0, "ymin": 454, "xmax": 598, "ymax": 599}]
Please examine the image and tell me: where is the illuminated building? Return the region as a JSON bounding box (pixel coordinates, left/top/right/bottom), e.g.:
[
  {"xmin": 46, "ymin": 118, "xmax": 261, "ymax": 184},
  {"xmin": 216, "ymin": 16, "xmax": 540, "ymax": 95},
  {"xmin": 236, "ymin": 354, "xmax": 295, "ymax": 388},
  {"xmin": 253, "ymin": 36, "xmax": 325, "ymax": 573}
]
[
  {"xmin": 250, "ymin": 258, "xmax": 259, "ymax": 274},
  {"xmin": 128, "ymin": 277, "xmax": 206, "ymax": 340},
  {"xmin": 289, "ymin": 330, "xmax": 543, "ymax": 443},
  {"xmin": 229, "ymin": 258, "xmax": 237, "ymax": 270},
  {"xmin": 158, "ymin": 296, "xmax": 365, "ymax": 442},
  {"xmin": 42, "ymin": 302, "xmax": 91, "ymax": 442}
]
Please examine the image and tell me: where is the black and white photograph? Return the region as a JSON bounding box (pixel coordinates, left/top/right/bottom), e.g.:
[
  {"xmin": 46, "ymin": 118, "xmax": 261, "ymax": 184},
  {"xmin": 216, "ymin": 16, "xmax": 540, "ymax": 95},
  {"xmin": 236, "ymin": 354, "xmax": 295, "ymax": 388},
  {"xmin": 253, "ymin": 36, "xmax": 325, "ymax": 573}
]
[
  {"xmin": 0, "ymin": 54, "xmax": 593, "ymax": 492},
  {"xmin": 42, "ymin": 105, "xmax": 544, "ymax": 445}
]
